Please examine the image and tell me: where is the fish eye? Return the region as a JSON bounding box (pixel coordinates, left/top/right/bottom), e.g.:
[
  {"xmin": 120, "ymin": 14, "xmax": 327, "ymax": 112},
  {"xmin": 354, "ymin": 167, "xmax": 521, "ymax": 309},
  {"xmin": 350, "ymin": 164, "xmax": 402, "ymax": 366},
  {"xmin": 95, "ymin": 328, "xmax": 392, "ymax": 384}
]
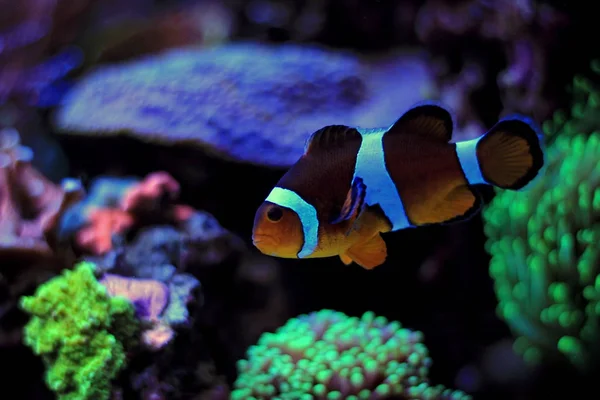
[{"xmin": 266, "ymin": 206, "xmax": 283, "ymax": 222}]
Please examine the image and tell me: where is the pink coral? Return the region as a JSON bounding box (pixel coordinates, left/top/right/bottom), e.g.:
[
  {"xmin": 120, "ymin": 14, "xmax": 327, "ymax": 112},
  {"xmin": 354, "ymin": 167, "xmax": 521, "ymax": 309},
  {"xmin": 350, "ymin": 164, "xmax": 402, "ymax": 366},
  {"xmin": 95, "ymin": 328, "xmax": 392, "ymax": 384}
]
[
  {"xmin": 121, "ymin": 171, "xmax": 180, "ymax": 214},
  {"xmin": 0, "ymin": 127, "xmax": 84, "ymax": 262}
]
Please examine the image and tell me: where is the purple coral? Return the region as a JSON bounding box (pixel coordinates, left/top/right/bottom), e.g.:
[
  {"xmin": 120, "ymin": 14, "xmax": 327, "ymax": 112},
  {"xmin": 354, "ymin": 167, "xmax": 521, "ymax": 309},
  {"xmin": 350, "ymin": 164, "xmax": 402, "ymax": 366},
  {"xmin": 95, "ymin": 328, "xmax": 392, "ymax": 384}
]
[{"xmin": 100, "ymin": 273, "xmax": 174, "ymax": 350}]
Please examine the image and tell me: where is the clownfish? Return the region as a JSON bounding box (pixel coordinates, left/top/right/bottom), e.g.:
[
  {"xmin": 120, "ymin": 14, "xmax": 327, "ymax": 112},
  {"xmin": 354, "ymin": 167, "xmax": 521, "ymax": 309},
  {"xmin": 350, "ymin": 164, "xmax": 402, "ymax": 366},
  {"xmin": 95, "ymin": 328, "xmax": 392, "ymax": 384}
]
[{"xmin": 252, "ymin": 102, "xmax": 544, "ymax": 269}]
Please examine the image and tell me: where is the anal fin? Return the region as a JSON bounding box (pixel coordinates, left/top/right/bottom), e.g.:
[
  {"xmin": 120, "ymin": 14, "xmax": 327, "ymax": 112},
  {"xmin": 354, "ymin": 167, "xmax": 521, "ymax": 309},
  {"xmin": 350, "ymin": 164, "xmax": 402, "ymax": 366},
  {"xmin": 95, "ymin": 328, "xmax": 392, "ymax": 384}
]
[
  {"xmin": 339, "ymin": 254, "xmax": 353, "ymax": 265},
  {"xmin": 409, "ymin": 185, "xmax": 482, "ymax": 225},
  {"xmin": 346, "ymin": 233, "xmax": 387, "ymax": 269}
]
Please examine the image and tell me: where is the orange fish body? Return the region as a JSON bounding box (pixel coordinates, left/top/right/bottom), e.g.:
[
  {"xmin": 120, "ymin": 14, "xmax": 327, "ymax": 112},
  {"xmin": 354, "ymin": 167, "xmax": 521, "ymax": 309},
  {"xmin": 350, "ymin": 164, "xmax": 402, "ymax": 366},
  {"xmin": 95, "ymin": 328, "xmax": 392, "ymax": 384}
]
[{"xmin": 252, "ymin": 102, "xmax": 544, "ymax": 269}]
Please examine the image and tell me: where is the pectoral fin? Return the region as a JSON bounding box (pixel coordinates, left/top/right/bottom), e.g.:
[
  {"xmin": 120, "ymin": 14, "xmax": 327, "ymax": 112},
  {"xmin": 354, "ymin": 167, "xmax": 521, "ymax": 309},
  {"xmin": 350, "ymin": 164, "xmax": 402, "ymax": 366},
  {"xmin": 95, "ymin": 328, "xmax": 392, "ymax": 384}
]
[
  {"xmin": 330, "ymin": 177, "xmax": 367, "ymax": 224},
  {"xmin": 345, "ymin": 233, "xmax": 387, "ymax": 269}
]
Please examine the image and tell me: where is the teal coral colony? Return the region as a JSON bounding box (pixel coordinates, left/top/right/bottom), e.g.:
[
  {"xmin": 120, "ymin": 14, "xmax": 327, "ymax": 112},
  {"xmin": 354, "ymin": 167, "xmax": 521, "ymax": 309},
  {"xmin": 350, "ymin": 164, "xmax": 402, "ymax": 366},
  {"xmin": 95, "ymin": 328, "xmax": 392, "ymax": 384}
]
[
  {"xmin": 483, "ymin": 61, "xmax": 600, "ymax": 370},
  {"xmin": 232, "ymin": 309, "xmax": 471, "ymax": 399},
  {"xmin": 20, "ymin": 262, "xmax": 140, "ymax": 400}
]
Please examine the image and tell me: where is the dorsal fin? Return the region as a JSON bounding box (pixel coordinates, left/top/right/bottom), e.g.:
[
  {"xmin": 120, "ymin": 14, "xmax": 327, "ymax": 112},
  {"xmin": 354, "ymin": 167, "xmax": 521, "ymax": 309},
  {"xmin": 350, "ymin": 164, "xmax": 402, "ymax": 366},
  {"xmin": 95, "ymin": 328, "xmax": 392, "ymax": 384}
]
[
  {"xmin": 387, "ymin": 102, "xmax": 454, "ymax": 142},
  {"xmin": 304, "ymin": 125, "xmax": 361, "ymax": 154}
]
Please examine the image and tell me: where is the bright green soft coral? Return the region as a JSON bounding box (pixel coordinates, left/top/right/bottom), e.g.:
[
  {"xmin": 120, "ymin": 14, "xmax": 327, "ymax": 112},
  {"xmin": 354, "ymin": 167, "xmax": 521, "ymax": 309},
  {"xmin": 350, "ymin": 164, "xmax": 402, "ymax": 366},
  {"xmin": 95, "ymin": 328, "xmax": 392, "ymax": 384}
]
[
  {"xmin": 483, "ymin": 60, "xmax": 600, "ymax": 370},
  {"xmin": 232, "ymin": 309, "xmax": 471, "ymax": 400},
  {"xmin": 20, "ymin": 261, "xmax": 140, "ymax": 400}
]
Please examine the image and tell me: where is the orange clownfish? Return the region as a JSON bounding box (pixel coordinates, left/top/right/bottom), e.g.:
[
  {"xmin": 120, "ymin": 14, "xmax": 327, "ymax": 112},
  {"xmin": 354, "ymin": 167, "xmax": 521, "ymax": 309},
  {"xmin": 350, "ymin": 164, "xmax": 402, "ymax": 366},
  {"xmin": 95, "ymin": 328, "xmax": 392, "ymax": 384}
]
[{"xmin": 252, "ymin": 102, "xmax": 544, "ymax": 269}]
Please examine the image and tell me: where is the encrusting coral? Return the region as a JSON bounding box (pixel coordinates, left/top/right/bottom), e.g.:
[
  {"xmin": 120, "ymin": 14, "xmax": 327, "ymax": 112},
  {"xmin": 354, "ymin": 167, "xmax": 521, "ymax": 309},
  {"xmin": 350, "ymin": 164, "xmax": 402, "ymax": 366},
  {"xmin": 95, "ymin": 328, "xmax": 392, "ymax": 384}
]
[
  {"xmin": 232, "ymin": 309, "xmax": 471, "ymax": 399},
  {"xmin": 482, "ymin": 60, "xmax": 600, "ymax": 371},
  {"xmin": 20, "ymin": 261, "xmax": 140, "ymax": 400}
]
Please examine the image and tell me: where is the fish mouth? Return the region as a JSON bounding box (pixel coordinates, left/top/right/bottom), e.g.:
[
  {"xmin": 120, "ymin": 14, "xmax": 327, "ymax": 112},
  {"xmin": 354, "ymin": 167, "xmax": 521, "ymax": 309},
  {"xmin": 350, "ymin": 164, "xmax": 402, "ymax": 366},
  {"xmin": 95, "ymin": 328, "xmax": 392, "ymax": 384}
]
[{"xmin": 252, "ymin": 234, "xmax": 279, "ymax": 248}]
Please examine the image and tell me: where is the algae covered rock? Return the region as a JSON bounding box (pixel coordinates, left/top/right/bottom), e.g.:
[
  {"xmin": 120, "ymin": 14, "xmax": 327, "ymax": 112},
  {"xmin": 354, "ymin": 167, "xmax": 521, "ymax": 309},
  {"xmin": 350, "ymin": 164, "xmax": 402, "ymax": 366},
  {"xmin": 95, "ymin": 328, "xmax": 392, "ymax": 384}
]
[{"xmin": 54, "ymin": 42, "xmax": 435, "ymax": 167}]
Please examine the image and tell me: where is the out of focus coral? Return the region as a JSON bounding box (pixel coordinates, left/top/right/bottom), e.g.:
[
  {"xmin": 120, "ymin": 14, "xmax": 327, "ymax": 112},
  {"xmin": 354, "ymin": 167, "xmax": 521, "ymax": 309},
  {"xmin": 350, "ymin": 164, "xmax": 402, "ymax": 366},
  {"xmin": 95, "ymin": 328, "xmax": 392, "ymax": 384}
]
[
  {"xmin": 63, "ymin": 171, "xmax": 285, "ymax": 398},
  {"xmin": 100, "ymin": 273, "xmax": 178, "ymax": 350},
  {"xmin": 20, "ymin": 261, "xmax": 140, "ymax": 400},
  {"xmin": 482, "ymin": 61, "xmax": 600, "ymax": 370},
  {"xmin": 0, "ymin": 127, "xmax": 83, "ymax": 263},
  {"xmin": 232, "ymin": 309, "xmax": 471, "ymax": 399},
  {"xmin": 81, "ymin": 0, "xmax": 233, "ymax": 68},
  {"xmin": 53, "ymin": 43, "xmax": 437, "ymax": 167},
  {"xmin": 74, "ymin": 171, "xmax": 192, "ymax": 255},
  {"xmin": 0, "ymin": 127, "xmax": 81, "ymax": 351},
  {"xmin": 0, "ymin": 0, "xmax": 92, "ymax": 105},
  {"xmin": 68, "ymin": 172, "xmax": 205, "ymax": 350},
  {"xmin": 415, "ymin": 0, "xmax": 568, "ymax": 121}
]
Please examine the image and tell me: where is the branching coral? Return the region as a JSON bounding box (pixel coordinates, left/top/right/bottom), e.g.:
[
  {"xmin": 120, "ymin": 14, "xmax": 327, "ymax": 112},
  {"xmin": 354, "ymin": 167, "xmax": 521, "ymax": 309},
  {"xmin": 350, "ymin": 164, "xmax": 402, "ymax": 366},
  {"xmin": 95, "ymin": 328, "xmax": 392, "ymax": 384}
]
[
  {"xmin": 232, "ymin": 309, "xmax": 471, "ymax": 399},
  {"xmin": 482, "ymin": 62, "xmax": 600, "ymax": 370},
  {"xmin": 20, "ymin": 261, "xmax": 140, "ymax": 400},
  {"xmin": 0, "ymin": 127, "xmax": 84, "ymax": 262}
]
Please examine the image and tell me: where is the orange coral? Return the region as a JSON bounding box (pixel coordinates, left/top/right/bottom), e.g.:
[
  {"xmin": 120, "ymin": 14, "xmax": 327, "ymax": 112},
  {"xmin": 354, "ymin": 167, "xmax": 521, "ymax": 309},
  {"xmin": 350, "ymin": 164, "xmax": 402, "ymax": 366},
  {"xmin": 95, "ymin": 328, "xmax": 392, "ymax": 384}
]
[
  {"xmin": 75, "ymin": 208, "xmax": 134, "ymax": 255},
  {"xmin": 75, "ymin": 171, "xmax": 195, "ymax": 255}
]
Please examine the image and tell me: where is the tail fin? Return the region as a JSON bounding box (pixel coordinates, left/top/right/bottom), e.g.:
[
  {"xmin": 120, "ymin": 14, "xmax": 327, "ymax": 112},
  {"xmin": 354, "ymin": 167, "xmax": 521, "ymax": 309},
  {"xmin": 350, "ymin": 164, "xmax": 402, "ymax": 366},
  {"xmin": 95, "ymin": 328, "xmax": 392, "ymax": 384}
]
[{"xmin": 476, "ymin": 115, "xmax": 545, "ymax": 190}]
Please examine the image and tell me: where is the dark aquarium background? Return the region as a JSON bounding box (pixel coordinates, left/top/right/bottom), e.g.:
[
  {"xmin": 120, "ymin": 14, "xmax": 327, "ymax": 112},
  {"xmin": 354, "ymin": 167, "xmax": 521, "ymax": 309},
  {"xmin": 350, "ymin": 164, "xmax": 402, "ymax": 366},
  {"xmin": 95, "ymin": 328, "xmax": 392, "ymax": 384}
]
[{"xmin": 0, "ymin": 0, "xmax": 598, "ymax": 399}]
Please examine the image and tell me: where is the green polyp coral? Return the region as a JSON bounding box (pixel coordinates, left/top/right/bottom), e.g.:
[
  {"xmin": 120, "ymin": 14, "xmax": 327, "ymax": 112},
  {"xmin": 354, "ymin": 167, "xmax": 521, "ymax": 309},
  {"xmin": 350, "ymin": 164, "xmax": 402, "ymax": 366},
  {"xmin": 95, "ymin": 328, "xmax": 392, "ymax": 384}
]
[
  {"xmin": 483, "ymin": 61, "xmax": 600, "ymax": 371},
  {"xmin": 232, "ymin": 309, "xmax": 471, "ymax": 399},
  {"xmin": 20, "ymin": 261, "xmax": 140, "ymax": 400}
]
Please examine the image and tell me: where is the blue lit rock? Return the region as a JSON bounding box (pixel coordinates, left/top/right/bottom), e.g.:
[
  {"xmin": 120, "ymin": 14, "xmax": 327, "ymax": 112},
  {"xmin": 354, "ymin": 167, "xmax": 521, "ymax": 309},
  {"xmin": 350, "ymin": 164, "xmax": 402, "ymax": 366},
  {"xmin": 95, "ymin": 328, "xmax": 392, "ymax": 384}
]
[{"xmin": 54, "ymin": 42, "xmax": 435, "ymax": 167}]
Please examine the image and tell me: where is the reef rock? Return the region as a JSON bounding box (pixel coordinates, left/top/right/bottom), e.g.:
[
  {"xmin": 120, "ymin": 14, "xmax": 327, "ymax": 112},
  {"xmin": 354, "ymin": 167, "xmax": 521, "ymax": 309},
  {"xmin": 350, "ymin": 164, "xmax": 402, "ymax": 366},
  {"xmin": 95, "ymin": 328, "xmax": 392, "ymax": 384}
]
[{"xmin": 54, "ymin": 42, "xmax": 436, "ymax": 167}]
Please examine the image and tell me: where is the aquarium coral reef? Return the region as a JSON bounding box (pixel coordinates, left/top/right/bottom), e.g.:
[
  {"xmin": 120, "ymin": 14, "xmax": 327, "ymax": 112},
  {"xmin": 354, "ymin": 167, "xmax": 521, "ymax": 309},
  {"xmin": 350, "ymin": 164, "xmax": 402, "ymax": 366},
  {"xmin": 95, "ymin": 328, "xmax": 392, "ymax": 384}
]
[{"xmin": 1, "ymin": 1, "xmax": 597, "ymax": 400}]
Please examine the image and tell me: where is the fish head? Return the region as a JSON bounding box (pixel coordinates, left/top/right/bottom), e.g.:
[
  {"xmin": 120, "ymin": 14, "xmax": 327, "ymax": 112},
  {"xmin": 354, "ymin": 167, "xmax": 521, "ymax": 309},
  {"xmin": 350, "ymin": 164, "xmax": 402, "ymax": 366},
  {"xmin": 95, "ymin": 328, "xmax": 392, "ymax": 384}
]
[{"xmin": 252, "ymin": 201, "xmax": 304, "ymax": 258}]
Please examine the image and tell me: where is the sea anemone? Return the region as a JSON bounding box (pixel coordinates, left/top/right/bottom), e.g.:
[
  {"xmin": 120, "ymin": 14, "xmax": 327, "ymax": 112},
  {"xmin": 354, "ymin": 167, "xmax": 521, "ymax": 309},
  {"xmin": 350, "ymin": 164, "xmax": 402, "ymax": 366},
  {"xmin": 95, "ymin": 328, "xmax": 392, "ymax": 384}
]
[{"xmin": 483, "ymin": 61, "xmax": 600, "ymax": 370}]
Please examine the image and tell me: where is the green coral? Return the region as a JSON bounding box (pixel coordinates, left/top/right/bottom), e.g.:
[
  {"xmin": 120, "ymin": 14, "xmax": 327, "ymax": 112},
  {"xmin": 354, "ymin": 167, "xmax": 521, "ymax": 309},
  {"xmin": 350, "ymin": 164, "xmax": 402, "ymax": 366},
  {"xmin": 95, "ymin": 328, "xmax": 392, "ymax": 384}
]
[
  {"xmin": 483, "ymin": 61, "xmax": 600, "ymax": 370},
  {"xmin": 232, "ymin": 309, "xmax": 471, "ymax": 400},
  {"xmin": 20, "ymin": 261, "xmax": 140, "ymax": 400}
]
